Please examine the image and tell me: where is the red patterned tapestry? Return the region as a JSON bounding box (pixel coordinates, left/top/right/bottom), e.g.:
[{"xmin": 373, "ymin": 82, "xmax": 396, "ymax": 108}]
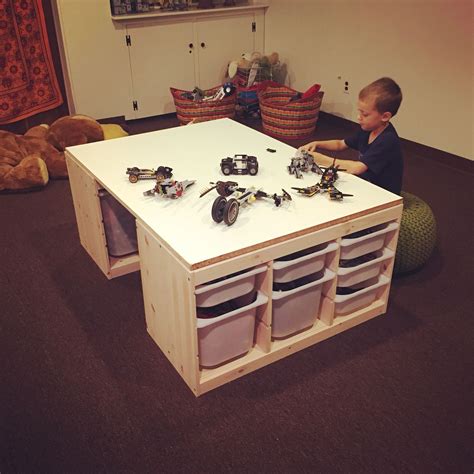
[{"xmin": 0, "ymin": 0, "xmax": 63, "ymax": 124}]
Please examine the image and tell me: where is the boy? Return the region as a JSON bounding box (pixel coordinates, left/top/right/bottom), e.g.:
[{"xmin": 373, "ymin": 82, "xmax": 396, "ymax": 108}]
[{"xmin": 299, "ymin": 77, "xmax": 403, "ymax": 195}]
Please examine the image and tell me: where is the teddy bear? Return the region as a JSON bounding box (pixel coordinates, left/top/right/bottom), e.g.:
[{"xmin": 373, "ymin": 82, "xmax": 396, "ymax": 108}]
[{"xmin": 0, "ymin": 114, "xmax": 106, "ymax": 192}]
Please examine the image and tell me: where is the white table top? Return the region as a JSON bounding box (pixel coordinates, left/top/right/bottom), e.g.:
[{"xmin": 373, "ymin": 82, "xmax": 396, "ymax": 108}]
[{"xmin": 66, "ymin": 119, "xmax": 401, "ymax": 268}]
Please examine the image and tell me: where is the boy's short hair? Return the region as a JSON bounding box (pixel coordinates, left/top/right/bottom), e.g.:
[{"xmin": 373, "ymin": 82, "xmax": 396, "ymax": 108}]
[{"xmin": 359, "ymin": 77, "xmax": 403, "ymax": 116}]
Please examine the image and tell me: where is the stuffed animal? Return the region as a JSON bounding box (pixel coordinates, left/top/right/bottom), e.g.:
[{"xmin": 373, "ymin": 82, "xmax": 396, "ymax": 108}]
[
  {"xmin": 0, "ymin": 114, "xmax": 106, "ymax": 192},
  {"xmin": 227, "ymin": 51, "xmax": 280, "ymax": 87}
]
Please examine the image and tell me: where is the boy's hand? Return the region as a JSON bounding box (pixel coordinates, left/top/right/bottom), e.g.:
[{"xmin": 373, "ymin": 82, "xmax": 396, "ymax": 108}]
[{"xmin": 299, "ymin": 141, "xmax": 318, "ymax": 152}]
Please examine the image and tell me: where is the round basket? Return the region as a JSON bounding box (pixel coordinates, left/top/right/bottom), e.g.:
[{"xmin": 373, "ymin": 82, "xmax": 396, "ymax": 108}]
[
  {"xmin": 258, "ymin": 84, "xmax": 324, "ymax": 140},
  {"xmin": 170, "ymin": 85, "xmax": 236, "ymax": 125}
]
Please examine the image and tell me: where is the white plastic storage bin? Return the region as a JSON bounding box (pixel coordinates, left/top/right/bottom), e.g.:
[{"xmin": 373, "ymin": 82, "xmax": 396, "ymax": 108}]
[
  {"xmin": 337, "ymin": 248, "xmax": 394, "ymax": 287},
  {"xmin": 340, "ymin": 221, "xmax": 398, "ymax": 260},
  {"xmin": 273, "ymin": 242, "xmax": 338, "ymax": 283},
  {"xmin": 197, "ymin": 291, "xmax": 268, "ymax": 368},
  {"xmin": 195, "ymin": 265, "xmax": 267, "ymax": 308},
  {"xmin": 272, "ymin": 269, "xmax": 335, "ymax": 339},
  {"xmin": 334, "ymin": 274, "xmax": 390, "ymax": 316},
  {"xmin": 98, "ymin": 189, "xmax": 138, "ymax": 257}
]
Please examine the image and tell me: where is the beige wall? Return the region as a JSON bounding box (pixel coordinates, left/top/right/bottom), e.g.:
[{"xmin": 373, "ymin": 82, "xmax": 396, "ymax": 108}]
[{"xmin": 264, "ymin": 0, "xmax": 473, "ymax": 160}]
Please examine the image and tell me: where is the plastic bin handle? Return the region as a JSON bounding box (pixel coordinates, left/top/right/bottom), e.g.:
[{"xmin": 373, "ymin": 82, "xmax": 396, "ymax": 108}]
[
  {"xmin": 195, "ymin": 264, "xmax": 267, "ymax": 295},
  {"xmin": 337, "ymin": 248, "xmax": 395, "ymax": 276},
  {"xmin": 334, "ymin": 274, "xmax": 390, "ymax": 303},
  {"xmin": 341, "ymin": 221, "xmax": 399, "ymax": 246},
  {"xmin": 196, "ymin": 291, "xmax": 268, "ymax": 328},
  {"xmin": 272, "ymin": 269, "xmax": 335, "ymax": 300},
  {"xmin": 273, "ymin": 241, "xmax": 338, "ymax": 270}
]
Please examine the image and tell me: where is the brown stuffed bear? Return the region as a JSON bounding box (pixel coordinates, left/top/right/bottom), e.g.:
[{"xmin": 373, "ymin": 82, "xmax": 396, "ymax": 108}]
[{"xmin": 0, "ymin": 114, "xmax": 105, "ymax": 192}]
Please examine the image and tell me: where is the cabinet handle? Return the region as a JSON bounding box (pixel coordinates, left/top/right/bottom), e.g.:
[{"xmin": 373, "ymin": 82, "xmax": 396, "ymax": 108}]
[
  {"xmin": 201, "ymin": 42, "xmax": 206, "ymax": 48},
  {"xmin": 189, "ymin": 43, "xmax": 194, "ymax": 49}
]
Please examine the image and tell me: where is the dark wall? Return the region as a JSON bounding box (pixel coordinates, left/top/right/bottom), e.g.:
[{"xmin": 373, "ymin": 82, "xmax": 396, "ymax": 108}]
[{"xmin": 1, "ymin": 0, "xmax": 69, "ymax": 135}]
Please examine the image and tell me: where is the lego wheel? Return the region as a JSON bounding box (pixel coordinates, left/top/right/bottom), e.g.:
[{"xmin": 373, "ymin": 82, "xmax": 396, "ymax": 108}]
[
  {"xmin": 249, "ymin": 166, "xmax": 258, "ymax": 176},
  {"xmin": 223, "ymin": 198, "xmax": 240, "ymax": 226},
  {"xmin": 211, "ymin": 196, "xmax": 227, "ymax": 223},
  {"xmin": 222, "ymin": 166, "xmax": 232, "ymax": 176},
  {"xmin": 129, "ymin": 174, "xmax": 138, "ymax": 183}
]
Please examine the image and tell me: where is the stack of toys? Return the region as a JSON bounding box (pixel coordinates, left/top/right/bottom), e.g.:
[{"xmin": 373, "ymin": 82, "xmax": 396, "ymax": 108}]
[{"xmin": 227, "ymin": 51, "xmax": 282, "ymax": 117}]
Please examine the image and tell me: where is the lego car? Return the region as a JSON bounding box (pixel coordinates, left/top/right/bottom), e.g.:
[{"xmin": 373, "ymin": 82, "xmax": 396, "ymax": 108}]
[
  {"xmin": 220, "ymin": 154, "xmax": 258, "ymax": 176},
  {"xmin": 126, "ymin": 166, "xmax": 173, "ymax": 183}
]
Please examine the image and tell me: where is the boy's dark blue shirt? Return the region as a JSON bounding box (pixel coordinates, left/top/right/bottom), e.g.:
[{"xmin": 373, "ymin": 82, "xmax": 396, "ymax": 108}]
[{"xmin": 344, "ymin": 123, "xmax": 403, "ymax": 195}]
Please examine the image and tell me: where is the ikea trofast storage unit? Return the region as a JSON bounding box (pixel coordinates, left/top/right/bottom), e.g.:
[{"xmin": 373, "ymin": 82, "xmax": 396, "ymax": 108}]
[{"xmin": 65, "ymin": 119, "xmax": 403, "ymax": 396}]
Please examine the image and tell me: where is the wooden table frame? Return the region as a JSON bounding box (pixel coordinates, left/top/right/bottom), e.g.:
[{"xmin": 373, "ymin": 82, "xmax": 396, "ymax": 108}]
[{"xmin": 65, "ymin": 119, "xmax": 402, "ymax": 396}]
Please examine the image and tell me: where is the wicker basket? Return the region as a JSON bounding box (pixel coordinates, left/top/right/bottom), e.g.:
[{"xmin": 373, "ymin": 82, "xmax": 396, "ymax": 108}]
[
  {"xmin": 258, "ymin": 84, "xmax": 324, "ymax": 140},
  {"xmin": 170, "ymin": 85, "xmax": 236, "ymax": 125}
]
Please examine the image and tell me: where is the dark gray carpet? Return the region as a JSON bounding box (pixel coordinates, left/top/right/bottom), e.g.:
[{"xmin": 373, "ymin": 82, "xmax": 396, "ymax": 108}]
[{"xmin": 1, "ymin": 114, "xmax": 473, "ymax": 473}]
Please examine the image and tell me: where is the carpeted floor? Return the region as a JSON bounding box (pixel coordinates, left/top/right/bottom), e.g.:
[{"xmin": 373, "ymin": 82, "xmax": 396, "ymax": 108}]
[{"xmin": 1, "ymin": 113, "xmax": 473, "ymax": 473}]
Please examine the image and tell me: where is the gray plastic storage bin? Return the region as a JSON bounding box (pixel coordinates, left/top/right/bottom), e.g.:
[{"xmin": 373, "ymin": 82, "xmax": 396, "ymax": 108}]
[
  {"xmin": 337, "ymin": 248, "xmax": 394, "ymax": 287},
  {"xmin": 197, "ymin": 291, "xmax": 268, "ymax": 368},
  {"xmin": 272, "ymin": 269, "xmax": 335, "ymax": 339},
  {"xmin": 99, "ymin": 189, "xmax": 138, "ymax": 257},
  {"xmin": 334, "ymin": 274, "xmax": 389, "ymax": 315},
  {"xmin": 340, "ymin": 221, "xmax": 398, "ymax": 260},
  {"xmin": 273, "ymin": 241, "xmax": 338, "ymax": 283},
  {"xmin": 195, "ymin": 265, "xmax": 267, "ymax": 308}
]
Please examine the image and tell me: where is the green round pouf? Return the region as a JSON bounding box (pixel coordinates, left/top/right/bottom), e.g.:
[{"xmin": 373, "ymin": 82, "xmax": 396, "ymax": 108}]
[{"xmin": 394, "ymin": 192, "xmax": 437, "ymax": 275}]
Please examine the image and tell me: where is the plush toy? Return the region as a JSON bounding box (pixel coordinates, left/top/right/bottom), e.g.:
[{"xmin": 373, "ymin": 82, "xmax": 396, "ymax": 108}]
[
  {"xmin": 227, "ymin": 51, "xmax": 280, "ymax": 87},
  {"xmin": 0, "ymin": 114, "xmax": 106, "ymax": 192}
]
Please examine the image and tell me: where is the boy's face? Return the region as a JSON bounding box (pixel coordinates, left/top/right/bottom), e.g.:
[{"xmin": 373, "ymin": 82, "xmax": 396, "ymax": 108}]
[{"xmin": 357, "ymin": 98, "xmax": 391, "ymax": 131}]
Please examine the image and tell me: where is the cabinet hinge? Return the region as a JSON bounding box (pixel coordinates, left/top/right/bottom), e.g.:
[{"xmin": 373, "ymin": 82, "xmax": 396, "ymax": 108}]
[
  {"xmin": 133, "ymin": 100, "xmax": 138, "ymax": 111},
  {"xmin": 252, "ymin": 21, "xmax": 256, "ymax": 32},
  {"xmin": 126, "ymin": 34, "xmax": 131, "ymax": 46}
]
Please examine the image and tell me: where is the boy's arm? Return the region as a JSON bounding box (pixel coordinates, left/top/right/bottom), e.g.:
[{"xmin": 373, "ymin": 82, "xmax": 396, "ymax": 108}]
[
  {"xmin": 309, "ymin": 151, "xmax": 368, "ymax": 176},
  {"xmin": 299, "ymin": 139, "xmax": 348, "ymax": 152}
]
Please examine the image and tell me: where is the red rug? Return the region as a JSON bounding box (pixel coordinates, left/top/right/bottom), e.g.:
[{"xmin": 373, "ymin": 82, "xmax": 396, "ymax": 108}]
[{"xmin": 0, "ymin": 0, "xmax": 63, "ymax": 124}]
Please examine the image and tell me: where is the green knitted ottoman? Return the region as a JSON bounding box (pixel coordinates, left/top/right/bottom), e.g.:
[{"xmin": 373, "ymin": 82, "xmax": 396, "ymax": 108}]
[{"xmin": 394, "ymin": 192, "xmax": 437, "ymax": 275}]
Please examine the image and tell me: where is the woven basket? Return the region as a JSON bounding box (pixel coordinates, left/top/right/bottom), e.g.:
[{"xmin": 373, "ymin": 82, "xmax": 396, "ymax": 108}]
[
  {"xmin": 258, "ymin": 84, "xmax": 324, "ymax": 140},
  {"xmin": 170, "ymin": 86, "xmax": 236, "ymax": 125}
]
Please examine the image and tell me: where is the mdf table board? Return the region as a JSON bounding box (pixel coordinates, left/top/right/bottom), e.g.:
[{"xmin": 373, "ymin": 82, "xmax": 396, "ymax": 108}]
[{"xmin": 65, "ymin": 118, "xmax": 403, "ymax": 395}]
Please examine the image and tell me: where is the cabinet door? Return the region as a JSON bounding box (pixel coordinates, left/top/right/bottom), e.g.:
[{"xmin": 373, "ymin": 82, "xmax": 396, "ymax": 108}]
[
  {"xmin": 196, "ymin": 14, "xmax": 256, "ymax": 90},
  {"xmin": 126, "ymin": 21, "xmax": 196, "ymax": 119},
  {"xmin": 54, "ymin": 0, "xmax": 130, "ymax": 120}
]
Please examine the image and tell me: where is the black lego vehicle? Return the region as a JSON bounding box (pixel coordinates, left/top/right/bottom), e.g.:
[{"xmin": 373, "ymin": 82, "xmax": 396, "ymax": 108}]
[
  {"xmin": 126, "ymin": 165, "xmax": 173, "ymax": 183},
  {"xmin": 220, "ymin": 154, "xmax": 258, "ymax": 176}
]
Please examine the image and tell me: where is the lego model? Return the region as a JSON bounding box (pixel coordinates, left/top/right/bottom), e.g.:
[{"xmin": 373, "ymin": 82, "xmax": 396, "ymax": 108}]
[
  {"xmin": 143, "ymin": 178, "xmax": 195, "ymax": 199},
  {"xmin": 221, "ymin": 154, "xmax": 259, "ymax": 176},
  {"xmin": 288, "ymin": 150, "xmax": 323, "ymax": 179},
  {"xmin": 126, "ymin": 166, "xmax": 173, "ymax": 183},
  {"xmin": 200, "ymin": 180, "xmax": 291, "ymax": 226},
  {"xmin": 291, "ymin": 161, "xmax": 353, "ymax": 201},
  {"xmin": 160, "ymin": 0, "xmax": 188, "ymax": 11}
]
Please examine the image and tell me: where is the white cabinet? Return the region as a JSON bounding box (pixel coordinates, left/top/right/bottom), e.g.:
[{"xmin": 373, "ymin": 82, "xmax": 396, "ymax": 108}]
[
  {"xmin": 125, "ymin": 12, "xmax": 261, "ymax": 119},
  {"xmin": 53, "ymin": 0, "xmax": 131, "ymax": 119},
  {"xmin": 53, "ymin": 0, "xmax": 266, "ymax": 120},
  {"xmin": 125, "ymin": 21, "xmax": 196, "ymax": 119},
  {"xmin": 194, "ymin": 14, "xmax": 256, "ymax": 90}
]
